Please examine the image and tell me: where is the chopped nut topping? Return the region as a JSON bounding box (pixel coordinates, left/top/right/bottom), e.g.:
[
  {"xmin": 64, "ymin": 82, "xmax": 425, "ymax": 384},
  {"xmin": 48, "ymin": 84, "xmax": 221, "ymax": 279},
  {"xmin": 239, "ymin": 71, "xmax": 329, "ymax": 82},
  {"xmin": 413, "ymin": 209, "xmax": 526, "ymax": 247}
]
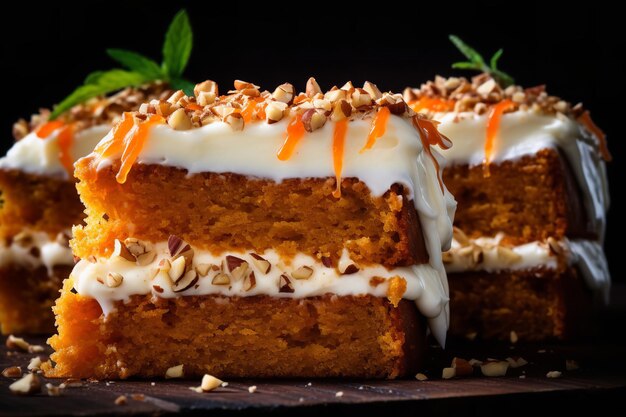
[
  {"xmin": 165, "ymin": 364, "xmax": 184, "ymax": 379},
  {"xmin": 9, "ymin": 373, "xmax": 41, "ymax": 395},
  {"xmin": 190, "ymin": 374, "xmax": 224, "ymax": 393},
  {"xmin": 168, "ymin": 108, "xmax": 193, "ymax": 131},
  {"xmin": 546, "ymin": 371, "xmax": 562, "ymax": 378},
  {"xmin": 226, "ymin": 256, "xmax": 249, "ymax": 281},
  {"xmin": 195, "ymin": 263, "xmax": 213, "ymax": 277},
  {"xmin": 442, "ymin": 367, "xmax": 456, "ymax": 379},
  {"xmin": 243, "ymin": 271, "xmax": 256, "ymax": 291},
  {"xmin": 248, "ymin": 385, "xmax": 258, "ymax": 393},
  {"xmin": 212, "ymin": 273, "xmax": 230, "ymax": 286},
  {"xmin": 106, "ymin": 272, "xmax": 124, "ymax": 288},
  {"xmin": 415, "ymin": 373, "xmax": 428, "ymax": 381},
  {"xmin": 2, "ymin": 366, "xmax": 22, "ymax": 378},
  {"xmin": 301, "ymin": 109, "xmax": 326, "ymax": 132},
  {"xmin": 6, "ymin": 335, "xmax": 29, "ymax": 352},
  {"xmin": 506, "ymin": 357, "xmax": 528, "ymax": 368},
  {"xmin": 291, "ymin": 266, "xmax": 314, "ymax": 280},
  {"xmin": 113, "ymin": 239, "xmax": 135, "ymax": 262},
  {"xmin": 306, "ymin": 77, "xmax": 322, "ymax": 97},
  {"xmin": 168, "ymin": 256, "xmax": 187, "ymax": 283},
  {"xmin": 335, "ymin": 391, "xmax": 344, "ymax": 398},
  {"xmin": 173, "ymin": 270, "xmax": 198, "ymax": 292},
  {"xmin": 265, "ymin": 101, "xmax": 287, "ymax": 124},
  {"xmin": 28, "ymin": 345, "xmax": 44, "ymax": 354},
  {"xmin": 480, "ymin": 361, "xmax": 509, "ymax": 377},
  {"xmin": 250, "ymin": 253, "xmax": 271, "ymax": 274},
  {"xmin": 27, "ymin": 357, "xmax": 42, "ymax": 372},
  {"xmin": 45, "ymin": 383, "xmax": 64, "ymax": 397},
  {"xmin": 451, "ymin": 357, "xmax": 473, "ymax": 377},
  {"xmin": 278, "ymin": 274, "xmax": 294, "ymax": 293},
  {"xmin": 341, "ymin": 264, "xmax": 359, "ymax": 275},
  {"xmin": 115, "ymin": 395, "xmax": 128, "ymax": 405},
  {"xmin": 272, "ymin": 83, "xmax": 295, "ymax": 104}
]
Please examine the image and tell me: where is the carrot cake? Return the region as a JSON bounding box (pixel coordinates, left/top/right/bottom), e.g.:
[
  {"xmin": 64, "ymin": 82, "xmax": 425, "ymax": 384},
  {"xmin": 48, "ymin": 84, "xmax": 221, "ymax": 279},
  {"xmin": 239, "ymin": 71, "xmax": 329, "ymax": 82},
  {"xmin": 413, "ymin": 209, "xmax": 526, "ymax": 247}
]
[
  {"xmin": 404, "ymin": 74, "xmax": 610, "ymax": 341},
  {"xmin": 43, "ymin": 78, "xmax": 455, "ymax": 379},
  {"xmin": 0, "ymin": 84, "xmax": 169, "ymax": 334}
]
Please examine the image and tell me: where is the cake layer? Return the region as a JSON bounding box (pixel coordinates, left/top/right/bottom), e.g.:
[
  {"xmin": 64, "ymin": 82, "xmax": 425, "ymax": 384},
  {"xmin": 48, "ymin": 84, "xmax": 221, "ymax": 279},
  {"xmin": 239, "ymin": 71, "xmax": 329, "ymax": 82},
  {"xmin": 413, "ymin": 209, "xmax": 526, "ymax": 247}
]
[
  {"xmin": 44, "ymin": 285, "xmax": 425, "ymax": 379},
  {"xmin": 443, "ymin": 148, "xmax": 592, "ymax": 244},
  {"xmin": 448, "ymin": 266, "xmax": 592, "ymax": 341},
  {"xmin": 0, "ymin": 264, "xmax": 72, "ymax": 334},
  {"xmin": 73, "ymin": 162, "xmax": 428, "ymax": 268},
  {"xmin": 0, "ymin": 169, "xmax": 84, "ymax": 239}
]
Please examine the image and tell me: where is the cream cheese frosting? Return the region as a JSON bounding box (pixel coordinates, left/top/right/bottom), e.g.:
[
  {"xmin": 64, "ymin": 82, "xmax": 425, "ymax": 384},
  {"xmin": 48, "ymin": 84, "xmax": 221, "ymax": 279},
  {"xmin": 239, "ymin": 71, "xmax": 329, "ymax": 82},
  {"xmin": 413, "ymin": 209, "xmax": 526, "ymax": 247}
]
[
  {"xmin": 444, "ymin": 234, "xmax": 610, "ymax": 303},
  {"xmin": 72, "ymin": 243, "xmax": 450, "ymax": 344},
  {"xmin": 80, "ymin": 114, "xmax": 456, "ymax": 346},
  {"xmin": 0, "ymin": 230, "xmax": 74, "ymax": 275},
  {"xmin": 0, "ymin": 125, "xmax": 110, "ymax": 179},
  {"xmin": 435, "ymin": 110, "xmax": 609, "ymax": 241}
]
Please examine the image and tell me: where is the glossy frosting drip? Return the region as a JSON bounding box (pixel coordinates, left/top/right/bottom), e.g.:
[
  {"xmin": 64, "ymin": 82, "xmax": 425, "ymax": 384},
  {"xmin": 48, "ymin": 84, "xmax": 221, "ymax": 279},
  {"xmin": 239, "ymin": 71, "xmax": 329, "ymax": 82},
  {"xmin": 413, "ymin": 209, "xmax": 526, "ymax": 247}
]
[
  {"xmin": 444, "ymin": 234, "xmax": 610, "ymax": 304},
  {"xmin": 0, "ymin": 125, "xmax": 111, "ymax": 179},
  {"xmin": 84, "ymin": 114, "xmax": 456, "ymax": 345},
  {"xmin": 71, "ymin": 243, "xmax": 450, "ymax": 342},
  {"xmin": 435, "ymin": 110, "xmax": 609, "ymax": 241},
  {"xmin": 0, "ymin": 230, "xmax": 73, "ymax": 275}
]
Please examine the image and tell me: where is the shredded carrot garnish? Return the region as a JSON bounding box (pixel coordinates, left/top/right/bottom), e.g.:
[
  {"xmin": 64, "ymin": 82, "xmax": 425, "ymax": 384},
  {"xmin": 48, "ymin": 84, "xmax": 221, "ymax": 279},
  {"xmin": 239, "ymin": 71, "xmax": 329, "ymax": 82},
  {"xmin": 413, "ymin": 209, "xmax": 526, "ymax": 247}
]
[
  {"xmin": 240, "ymin": 98, "xmax": 263, "ymax": 123},
  {"xmin": 277, "ymin": 114, "xmax": 306, "ymax": 161},
  {"xmin": 578, "ymin": 110, "xmax": 611, "ymax": 161},
  {"xmin": 484, "ymin": 99, "xmax": 516, "ymax": 177},
  {"xmin": 257, "ymin": 102, "xmax": 267, "ymax": 121},
  {"xmin": 413, "ymin": 116, "xmax": 451, "ymax": 192},
  {"xmin": 57, "ymin": 124, "xmax": 75, "ymax": 176},
  {"xmin": 332, "ymin": 119, "xmax": 349, "ymax": 198},
  {"xmin": 186, "ymin": 103, "xmax": 203, "ymax": 112},
  {"xmin": 35, "ymin": 120, "xmax": 65, "ymax": 139},
  {"xmin": 95, "ymin": 112, "xmax": 135, "ymax": 158},
  {"xmin": 409, "ymin": 97, "xmax": 455, "ymax": 113},
  {"xmin": 115, "ymin": 115, "xmax": 165, "ymax": 184},
  {"xmin": 360, "ymin": 107, "xmax": 391, "ymax": 153}
]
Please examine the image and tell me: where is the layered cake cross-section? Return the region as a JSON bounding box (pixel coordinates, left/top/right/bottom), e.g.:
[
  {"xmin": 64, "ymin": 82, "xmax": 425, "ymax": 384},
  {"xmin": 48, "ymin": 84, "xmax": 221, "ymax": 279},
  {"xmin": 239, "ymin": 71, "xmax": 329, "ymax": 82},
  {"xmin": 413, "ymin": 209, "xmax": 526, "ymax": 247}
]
[
  {"xmin": 43, "ymin": 78, "xmax": 455, "ymax": 379},
  {"xmin": 404, "ymin": 74, "xmax": 610, "ymax": 341},
  {"xmin": 0, "ymin": 84, "xmax": 169, "ymax": 334}
]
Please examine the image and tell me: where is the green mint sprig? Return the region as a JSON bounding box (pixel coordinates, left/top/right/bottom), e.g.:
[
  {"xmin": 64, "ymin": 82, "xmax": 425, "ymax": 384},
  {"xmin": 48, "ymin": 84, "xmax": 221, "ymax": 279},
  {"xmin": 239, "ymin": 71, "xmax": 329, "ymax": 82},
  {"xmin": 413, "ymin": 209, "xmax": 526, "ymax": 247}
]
[
  {"xmin": 449, "ymin": 35, "xmax": 514, "ymax": 88},
  {"xmin": 49, "ymin": 9, "xmax": 194, "ymax": 120}
]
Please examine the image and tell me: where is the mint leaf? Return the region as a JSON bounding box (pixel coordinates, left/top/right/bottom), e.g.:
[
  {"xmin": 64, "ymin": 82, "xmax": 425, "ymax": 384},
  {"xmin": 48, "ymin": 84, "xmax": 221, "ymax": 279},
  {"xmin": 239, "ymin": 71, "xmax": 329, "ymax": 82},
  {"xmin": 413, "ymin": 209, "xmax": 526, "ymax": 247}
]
[
  {"xmin": 162, "ymin": 9, "xmax": 193, "ymax": 79},
  {"xmin": 170, "ymin": 78, "xmax": 195, "ymax": 96},
  {"xmin": 452, "ymin": 61, "xmax": 480, "ymax": 70},
  {"xmin": 449, "ymin": 35, "xmax": 515, "ymax": 87},
  {"xmin": 50, "ymin": 70, "xmax": 146, "ymax": 120},
  {"xmin": 449, "ymin": 35, "xmax": 484, "ymax": 67},
  {"xmin": 490, "ymin": 49, "xmax": 503, "ymax": 70},
  {"xmin": 84, "ymin": 70, "xmax": 105, "ymax": 84},
  {"xmin": 107, "ymin": 49, "xmax": 162, "ymax": 79}
]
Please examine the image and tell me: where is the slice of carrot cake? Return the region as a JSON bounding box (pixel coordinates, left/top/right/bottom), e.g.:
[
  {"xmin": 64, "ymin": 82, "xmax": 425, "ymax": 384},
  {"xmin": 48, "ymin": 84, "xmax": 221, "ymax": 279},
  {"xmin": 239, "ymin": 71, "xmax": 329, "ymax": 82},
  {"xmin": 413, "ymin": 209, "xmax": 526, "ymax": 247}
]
[
  {"xmin": 43, "ymin": 78, "xmax": 455, "ymax": 379},
  {"xmin": 404, "ymin": 73, "xmax": 610, "ymax": 341},
  {"xmin": 0, "ymin": 84, "xmax": 169, "ymax": 334}
]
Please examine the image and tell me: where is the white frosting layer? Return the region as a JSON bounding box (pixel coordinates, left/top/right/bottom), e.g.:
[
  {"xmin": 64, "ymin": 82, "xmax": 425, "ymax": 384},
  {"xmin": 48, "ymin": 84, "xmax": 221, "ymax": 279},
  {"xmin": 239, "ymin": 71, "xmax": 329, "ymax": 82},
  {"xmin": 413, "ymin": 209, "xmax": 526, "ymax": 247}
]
[
  {"xmin": 71, "ymin": 243, "xmax": 449, "ymax": 343},
  {"xmin": 444, "ymin": 234, "xmax": 610, "ymax": 303},
  {"xmin": 444, "ymin": 234, "xmax": 557, "ymax": 273},
  {"xmin": 0, "ymin": 231, "xmax": 74, "ymax": 275},
  {"xmin": 436, "ymin": 111, "xmax": 610, "ymax": 241},
  {"xmin": 0, "ymin": 125, "xmax": 110, "ymax": 179},
  {"xmin": 88, "ymin": 115, "xmax": 456, "ymax": 345}
]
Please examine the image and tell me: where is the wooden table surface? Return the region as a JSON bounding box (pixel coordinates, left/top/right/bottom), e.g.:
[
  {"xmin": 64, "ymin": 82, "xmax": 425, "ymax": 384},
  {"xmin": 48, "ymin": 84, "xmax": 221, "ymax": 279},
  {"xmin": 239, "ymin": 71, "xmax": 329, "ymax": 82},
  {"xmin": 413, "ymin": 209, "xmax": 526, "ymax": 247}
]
[{"xmin": 3, "ymin": 288, "xmax": 626, "ymax": 416}]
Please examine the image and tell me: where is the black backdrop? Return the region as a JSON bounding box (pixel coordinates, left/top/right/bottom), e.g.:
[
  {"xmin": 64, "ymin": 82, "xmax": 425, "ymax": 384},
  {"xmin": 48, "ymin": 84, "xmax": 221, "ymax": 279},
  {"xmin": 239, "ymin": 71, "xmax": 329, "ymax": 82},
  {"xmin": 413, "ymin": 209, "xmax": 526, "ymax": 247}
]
[{"xmin": 1, "ymin": 1, "xmax": 623, "ymax": 283}]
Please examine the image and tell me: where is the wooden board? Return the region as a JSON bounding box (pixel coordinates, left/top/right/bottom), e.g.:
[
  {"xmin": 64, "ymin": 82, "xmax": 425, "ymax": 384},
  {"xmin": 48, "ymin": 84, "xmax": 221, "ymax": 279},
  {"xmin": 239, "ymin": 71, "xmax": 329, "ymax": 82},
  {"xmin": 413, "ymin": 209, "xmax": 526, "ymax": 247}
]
[{"xmin": 2, "ymin": 334, "xmax": 626, "ymax": 417}]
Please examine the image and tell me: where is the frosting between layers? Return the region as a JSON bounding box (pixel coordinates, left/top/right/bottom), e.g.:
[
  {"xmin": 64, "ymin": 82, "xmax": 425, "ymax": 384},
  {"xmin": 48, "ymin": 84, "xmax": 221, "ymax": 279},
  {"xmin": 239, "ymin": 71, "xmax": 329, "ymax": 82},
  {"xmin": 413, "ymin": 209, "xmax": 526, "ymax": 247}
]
[
  {"xmin": 71, "ymin": 243, "xmax": 450, "ymax": 341},
  {"xmin": 435, "ymin": 111, "xmax": 609, "ymax": 240},
  {"xmin": 444, "ymin": 234, "xmax": 610, "ymax": 303},
  {"xmin": 0, "ymin": 230, "xmax": 74, "ymax": 275},
  {"xmin": 0, "ymin": 125, "xmax": 110, "ymax": 179},
  {"xmin": 88, "ymin": 114, "xmax": 456, "ymax": 345}
]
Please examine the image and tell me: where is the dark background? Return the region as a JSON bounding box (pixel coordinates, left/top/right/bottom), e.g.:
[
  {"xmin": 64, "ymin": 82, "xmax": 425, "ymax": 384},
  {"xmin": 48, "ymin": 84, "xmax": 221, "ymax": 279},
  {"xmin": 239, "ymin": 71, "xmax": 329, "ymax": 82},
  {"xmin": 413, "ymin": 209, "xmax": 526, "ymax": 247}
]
[{"xmin": 1, "ymin": 1, "xmax": 623, "ymax": 282}]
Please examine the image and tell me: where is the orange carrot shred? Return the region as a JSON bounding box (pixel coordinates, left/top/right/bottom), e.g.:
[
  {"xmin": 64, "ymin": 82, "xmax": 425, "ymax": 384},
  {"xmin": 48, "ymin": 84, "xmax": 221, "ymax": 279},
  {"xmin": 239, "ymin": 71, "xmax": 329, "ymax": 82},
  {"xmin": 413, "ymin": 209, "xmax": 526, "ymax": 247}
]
[
  {"xmin": 413, "ymin": 116, "xmax": 451, "ymax": 192},
  {"xmin": 484, "ymin": 99, "xmax": 516, "ymax": 177},
  {"xmin": 35, "ymin": 120, "xmax": 65, "ymax": 139},
  {"xmin": 578, "ymin": 110, "xmax": 611, "ymax": 161},
  {"xmin": 185, "ymin": 103, "xmax": 203, "ymax": 112},
  {"xmin": 115, "ymin": 115, "xmax": 164, "ymax": 184},
  {"xmin": 95, "ymin": 112, "xmax": 135, "ymax": 158},
  {"xmin": 332, "ymin": 119, "xmax": 349, "ymax": 198},
  {"xmin": 409, "ymin": 97, "xmax": 455, "ymax": 113},
  {"xmin": 57, "ymin": 124, "xmax": 75, "ymax": 176},
  {"xmin": 277, "ymin": 114, "xmax": 306, "ymax": 161},
  {"xmin": 360, "ymin": 107, "xmax": 391, "ymax": 153},
  {"xmin": 240, "ymin": 99, "xmax": 259, "ymax": 123}
]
